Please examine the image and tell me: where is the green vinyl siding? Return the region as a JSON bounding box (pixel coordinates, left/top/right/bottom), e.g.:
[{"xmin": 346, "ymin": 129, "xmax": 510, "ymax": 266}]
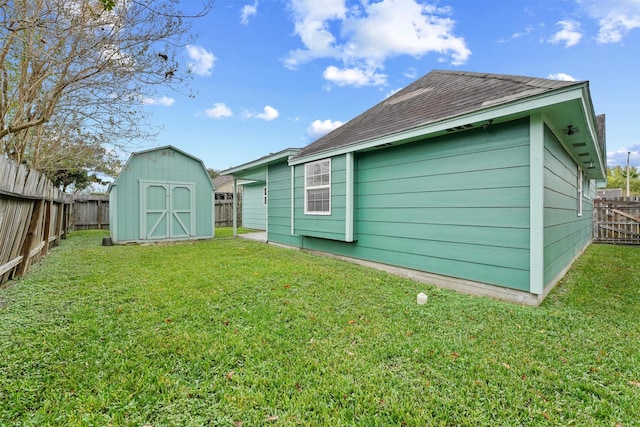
[
  {"xmin": 294, "ymin": 154, "xmax": 347, "ymax": 241},
  {"xmin": 543, "ymin": 126, "xmax": 593, "ymax": 287},
  {"xmin": 242, "ymin": 184, "xmax": 266, "ymax": 230},
  {"xmin": 267, "ymin": 160, "xmax": 301, "ymax": 247},
  {"xmin": 302, "ymin": 118, "xmax": 532, "ymax": 291}
]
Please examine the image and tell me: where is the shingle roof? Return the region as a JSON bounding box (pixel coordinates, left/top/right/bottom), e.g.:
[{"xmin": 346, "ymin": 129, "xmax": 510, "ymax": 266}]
[{"xmin": 292, "ymin": 70, "xmax": 582, "ymax": 160}]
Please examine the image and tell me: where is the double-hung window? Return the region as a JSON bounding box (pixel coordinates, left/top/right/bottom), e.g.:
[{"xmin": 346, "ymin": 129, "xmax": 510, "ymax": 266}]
[{"xmin": 305, "ymin": 159, "xmax": 331, "ymax": 214}]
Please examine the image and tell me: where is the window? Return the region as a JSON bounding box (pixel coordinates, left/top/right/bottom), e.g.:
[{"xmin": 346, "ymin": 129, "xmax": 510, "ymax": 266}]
[
  {"xmin": 263, "ymin": 186, "xmax": 267, "ymax": 206},
  {"xmin": 305, "ymin": 159, "xmax": 331, "ymax": 214}
]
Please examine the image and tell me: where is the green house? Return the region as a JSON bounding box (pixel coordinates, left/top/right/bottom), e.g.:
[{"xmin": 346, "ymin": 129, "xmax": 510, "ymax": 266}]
[
  {"xmin": 109, "ymin": 146, "xmax": 215, "ymax": 243},
  {"xmin": 222, "ymin": 70, "xmax": 606, "ymax": 305}
]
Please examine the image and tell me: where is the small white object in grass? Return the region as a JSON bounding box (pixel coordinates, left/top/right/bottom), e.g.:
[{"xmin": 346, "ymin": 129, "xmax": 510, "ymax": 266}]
[{"xmin": 417, "ymin": 292, "xmax": 428, "ymax": 304}]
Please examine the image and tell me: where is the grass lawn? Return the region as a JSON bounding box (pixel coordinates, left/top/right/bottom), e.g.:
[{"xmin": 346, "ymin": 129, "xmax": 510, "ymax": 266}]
[
  {"xmin": 1, "ymin": 230, "xmax": 639, "ymax": 426},
  {"xmin": 214, "ymin": 227, "xmax": 255, "ymax": 239}
]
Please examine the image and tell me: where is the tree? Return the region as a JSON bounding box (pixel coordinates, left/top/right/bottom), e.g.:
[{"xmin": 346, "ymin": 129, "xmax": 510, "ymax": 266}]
[
  {"xmin": 0, "ymin": 0, "xmax": 212, "ymax": 175},
  {"xmin": 606, "ymin": 165, "xmax": 640, "ymax": 195},
  {"xmin": 207, "ymin": 168, "xmax": 220, "ymax": 181}
]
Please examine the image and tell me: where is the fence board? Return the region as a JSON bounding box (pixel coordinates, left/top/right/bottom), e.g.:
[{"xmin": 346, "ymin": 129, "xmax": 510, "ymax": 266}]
[
  {"xmin": 72, "ymin": 195, "xmax": 109, "ymax": 230},
  {"xmin": 69, "ymin": 192, "xmax": 243, "ymax": 230},
  {"xmin": 215, "ymin": 195, "xmax": 242, "ymax": 228},
  {"xmin": 593, "ymin": 197, "xmax": 640, "ymax": 245},
  {"xmin": 0, "ymin": 155, "xmax": 72, "ymax": 286}
]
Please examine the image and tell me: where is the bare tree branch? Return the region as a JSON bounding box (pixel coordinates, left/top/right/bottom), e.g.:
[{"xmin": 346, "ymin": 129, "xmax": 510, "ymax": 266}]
[{"xmin": 0, "ymin": 0, "xmax": 213, "ymax": 175}]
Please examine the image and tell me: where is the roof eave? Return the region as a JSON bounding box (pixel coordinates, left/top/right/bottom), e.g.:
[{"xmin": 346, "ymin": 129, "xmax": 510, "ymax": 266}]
[
  {"xmin": 220, "ymin": 148, "xmax": 301, "ymax": 176},
  {"xmin": 289, "ymin": 84, "xmax": 592, "ymax": 166}
]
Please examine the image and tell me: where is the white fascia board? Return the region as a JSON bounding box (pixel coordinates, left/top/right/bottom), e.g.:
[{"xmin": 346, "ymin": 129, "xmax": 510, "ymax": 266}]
[
  {"xmin": 220, "ymin": 149, "xmax": 300, "ymax": 175},
  {"xmin": 288, "ymin": 86, "xmax": 586, "ymax": 166},
  {"xmin": 579, "ymin": 86, "xmax": 606, "ymax": 176}
]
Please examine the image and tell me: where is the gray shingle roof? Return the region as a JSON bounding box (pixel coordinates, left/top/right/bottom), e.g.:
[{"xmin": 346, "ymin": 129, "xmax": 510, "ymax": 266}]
[{"xmin": 292, "ymin": 70, "xmax": 582, "ymax": 160}]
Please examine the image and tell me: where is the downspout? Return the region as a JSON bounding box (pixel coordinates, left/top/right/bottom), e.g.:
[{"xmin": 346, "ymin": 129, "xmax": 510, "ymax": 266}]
[
  {"xmin": 529, "ymin": 114, "xmax": 544, "ymax": 295},
  {"xmin": 290, "ymin": 164, "xmax": 295, "ymax": 235},
  {"xmin": 345, "ymin": 152, "xmax": 354, "ymax": 242},
  {"xmin": 232, "ymin": 178, "xmax": 238, "ymax": 237},
  {"xmin": 265, "ymin": 165, "xmax": 269, "ymax": 237}
]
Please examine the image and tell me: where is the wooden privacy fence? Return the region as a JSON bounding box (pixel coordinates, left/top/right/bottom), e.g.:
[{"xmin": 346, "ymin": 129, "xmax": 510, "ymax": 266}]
[
  {"xmin": 0, "ymin": 156, "xmax": 73, "ymax": 286},
  {"xmin": 215, "ymin": 192, "xmax": 242, "ymax": 228},
  {"xmin": 68, "ymin": 192, "xmax": 242, "ymax": 231},
  {"xmin": 72, "ymin": 194, "xmax": 109, "ymax": 230},
  {"xmin": 593, "ymin": 197, "xmax": 640, "ymax": 245}
]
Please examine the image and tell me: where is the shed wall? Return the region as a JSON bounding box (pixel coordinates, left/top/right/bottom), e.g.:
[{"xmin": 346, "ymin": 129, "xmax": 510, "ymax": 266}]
[
  {"xmin": 111, "ymin": 148, "xmax": 213, "ymax": 242},
  {"xmin": 301, "ymin": 118, "xmax": 532, "ymax": 291}
]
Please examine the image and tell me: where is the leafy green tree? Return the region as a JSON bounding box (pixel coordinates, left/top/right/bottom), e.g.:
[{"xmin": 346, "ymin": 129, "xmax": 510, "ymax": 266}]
[
  {"xmin": 607, "ymin": 165, "xmax": 640, "ymax": 195},
  {"xmin": 207, "ymin": 168, "xmax": 220, "ymax": 180}
]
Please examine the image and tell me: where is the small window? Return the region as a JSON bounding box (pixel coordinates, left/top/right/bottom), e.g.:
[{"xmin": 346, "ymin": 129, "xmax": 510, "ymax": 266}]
[
  {"xmin": 577, "ymin": 166, "xmax": 583, "ymax": 217},
  {"xmin": 305, "ymin": 159, "xmax": 331, "ymax": 214},
  {"xmin": 263, "ymin": 186, "xmax": 267, "ymax": 206},
  {"xmin": 583, "ymin": 174, "xmax": 590, "ymax": 200}
]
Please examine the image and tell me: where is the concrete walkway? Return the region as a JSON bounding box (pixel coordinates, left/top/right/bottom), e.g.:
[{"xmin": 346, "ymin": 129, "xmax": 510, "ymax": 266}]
[{"xmin": 237, "ymin": 231, "xmax": 267, "ymax": 243}]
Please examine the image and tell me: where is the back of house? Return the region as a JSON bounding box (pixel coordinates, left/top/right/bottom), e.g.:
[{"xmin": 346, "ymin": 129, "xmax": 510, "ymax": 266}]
[{"xmin": 223, "ymin": 70, "xmax": 606, "ymax": 305}]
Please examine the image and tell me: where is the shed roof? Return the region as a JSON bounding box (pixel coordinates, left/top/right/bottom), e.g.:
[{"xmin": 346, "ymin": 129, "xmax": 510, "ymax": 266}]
[
  {"xmin": 110, "ymin": 145, "xmax": 213, "ymax": 191},
  {"xmin": 291, "ymin": 70, "xmax": 583, "ymax": 160}
]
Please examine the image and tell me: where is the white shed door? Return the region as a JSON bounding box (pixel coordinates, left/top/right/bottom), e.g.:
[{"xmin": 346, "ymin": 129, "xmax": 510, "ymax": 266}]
[{"xmin": 140, "ymin": 181, "xmax": 195, "ymax": 240}]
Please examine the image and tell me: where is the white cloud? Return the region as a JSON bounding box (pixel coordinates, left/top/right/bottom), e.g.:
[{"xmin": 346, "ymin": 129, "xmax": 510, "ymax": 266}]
[
  {"xmin": 597, "ymin": 13, "xmax": 640, "ymax": 43},
  {"xmin": 204, "ymin": 103, "xmax": 233, "ymax": 119},
  {"xmin": 241, "ymin": 2, "xmax": 258, "ymax": 25},
  {"xmin": 583, "ymin": 0, "xmax": 640, "ymax": 43},
  {"xmin": 284, "ymin": 0, "xmax": 470, "ymax": 87},
  {"xmin": 141, "ymin": 95, "xmax": 175, "ymax": 106},
  {"xmin": 547, "ymin": 72, "xmax": 577, "ymax": 81},
  {"xmin": 549, "ymin": 20, "xmax": 583, "ymax": 47},
  {"xmin": 186, "ymin": 45, "xmax": 216, "ymax": 76},
  {"xmin": 245, "ymin": 105, "xmax": 279, "ymax": 121},
  {"xmin": 307, "ymin": 119, "xmax": 344, "ymax": 138},
  {"xmin": 323, "ymin": 65, "xmax": 387, "ymax": 87},
  {"xmin": 607, "ymin": 144, "xmax": 640, "ymax": 167},
  {"xmin": 385, "ymin": 87, "xmax": 402, "ymax": 99},
  {"xmin": 512, "ymin": 25, "xmax": 534, "ymax": 39},
  {"xmin": 403, "ymin": 67, "xmax": 418, "ymax": 79}
]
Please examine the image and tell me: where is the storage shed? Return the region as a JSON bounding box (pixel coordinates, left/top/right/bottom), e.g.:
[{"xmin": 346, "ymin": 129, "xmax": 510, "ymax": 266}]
[{"xmin": 108, "ymin": 145, "xmax": 214, "ymax": 243}]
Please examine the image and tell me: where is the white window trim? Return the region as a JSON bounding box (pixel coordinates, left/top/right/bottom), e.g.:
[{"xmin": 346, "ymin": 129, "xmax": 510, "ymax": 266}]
[
  {"xmin": 577, "ymin": 166, "xmax": 583, "ymax": 217},
  {"xmin": 304, "ymin": 158, "xmax": 331, "ymax": 215},
  {"xmin": 263, "ymin": 186, "xmax": 267, "ymax": 206}
]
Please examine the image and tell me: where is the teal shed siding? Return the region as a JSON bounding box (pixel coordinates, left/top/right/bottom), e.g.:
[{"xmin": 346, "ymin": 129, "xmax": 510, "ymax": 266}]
[
  {"xmin": 543, "ymin": 126, "xmax": 593, "ymax": 287},
  {"xmin": 109, "ymin": 147, "xmax": 214, "ymax": 243},
  {"xmin": 242, "ymin": 183, "xmax": 267, "ymax": 230},
  {"xmin": 301, "ymin": 118, "xmax": 532, "ymax": 291},
  {"xmin": 267, "ymin": 160, "xmax": 302, "ymax": 247}
]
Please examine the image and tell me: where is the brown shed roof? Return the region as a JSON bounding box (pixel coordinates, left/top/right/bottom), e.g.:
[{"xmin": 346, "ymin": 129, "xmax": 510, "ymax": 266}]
[{"xmin": 292, "ymin": 70, "xmax": 582, "ymax": 160}]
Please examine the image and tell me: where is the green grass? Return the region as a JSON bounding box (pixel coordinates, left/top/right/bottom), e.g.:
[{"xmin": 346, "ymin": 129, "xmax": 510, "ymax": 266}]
[
  {"xmin": 214, "ymin": 227, "xmax": 254, "ymax": 239},
  {"xmin": 1, "ymin": 231, "xmax": 639, "ymax": 426}
]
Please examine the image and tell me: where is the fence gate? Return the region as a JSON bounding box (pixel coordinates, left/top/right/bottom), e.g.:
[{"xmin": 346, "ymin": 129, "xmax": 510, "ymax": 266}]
[{"xmin": 593, "ymin": 197, "xmax": 640, "ymax": 245}]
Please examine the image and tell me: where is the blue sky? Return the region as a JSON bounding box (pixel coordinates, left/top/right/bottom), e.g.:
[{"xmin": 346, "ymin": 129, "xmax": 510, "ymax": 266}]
[{"xmin": 137, "ymin": 0, "xmax": 640, "ymax": 172}]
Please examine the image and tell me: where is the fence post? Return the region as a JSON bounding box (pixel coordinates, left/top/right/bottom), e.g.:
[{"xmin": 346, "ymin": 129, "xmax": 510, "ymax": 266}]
[{"xmin": 41, "ymin": 199, "xmax": 52, "ymax": 256}]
